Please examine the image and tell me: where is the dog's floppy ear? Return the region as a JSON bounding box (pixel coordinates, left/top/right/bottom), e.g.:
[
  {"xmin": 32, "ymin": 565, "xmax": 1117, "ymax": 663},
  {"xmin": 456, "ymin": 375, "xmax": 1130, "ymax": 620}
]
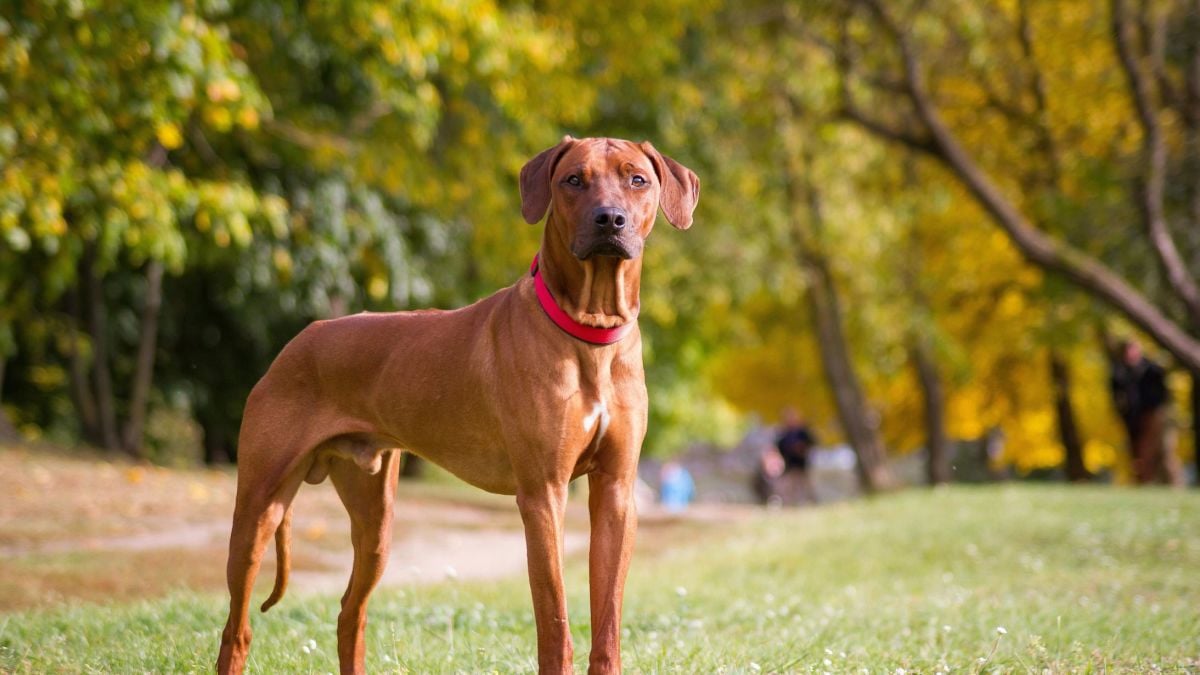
[
  {"xmin": 520, "ymin": 135, "xmax": 576, "ymax": 224},
  {"xmin": 640, "ymin": 141, "xmax": 700, "ymax": 230}
]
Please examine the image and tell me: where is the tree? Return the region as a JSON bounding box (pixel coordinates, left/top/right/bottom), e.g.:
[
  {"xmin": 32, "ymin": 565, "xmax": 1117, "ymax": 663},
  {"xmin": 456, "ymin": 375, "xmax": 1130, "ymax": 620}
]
[
  {"xmin": 680, "ymin": 3, "xmax": 1115, "ymax": 482},
  {"xmin": 5, "ymin": 0, "xmax": 1185, "ymax": 479},
  {"xmin": 784, "ymin": 139, "xmax": 895, "ymax": 491},
  {"xmin": 0, "ymin": 0, "xmax": 608, "ymax": 458},
  {"xmin": 823, "ymin": 0, "xmax": 1200, "ymax": 368},
  {"xmin": 807, "ymin": 0, "xmax": 1200, "ymax": 470},
  {"xmin": 1, "ymin": 1, "xmax": 263, "ymax": 454}
]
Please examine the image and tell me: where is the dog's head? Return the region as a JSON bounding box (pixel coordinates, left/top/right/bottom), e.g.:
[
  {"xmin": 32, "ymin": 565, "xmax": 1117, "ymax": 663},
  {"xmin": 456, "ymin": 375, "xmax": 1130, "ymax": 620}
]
[{"xmin": 519, "ymin": 137, "xmax": 699, "ymax": 260}]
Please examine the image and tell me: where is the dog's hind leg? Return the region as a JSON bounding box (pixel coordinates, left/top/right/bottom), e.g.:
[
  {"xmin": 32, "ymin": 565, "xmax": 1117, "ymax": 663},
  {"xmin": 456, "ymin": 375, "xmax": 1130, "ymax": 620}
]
[
  {"xmin": 216, "ymin": 426, "xmax": 312, "ymax": 675},
  {"xmin": 329, "ymin": 448, "xmax": 401, "ymax": 675}
]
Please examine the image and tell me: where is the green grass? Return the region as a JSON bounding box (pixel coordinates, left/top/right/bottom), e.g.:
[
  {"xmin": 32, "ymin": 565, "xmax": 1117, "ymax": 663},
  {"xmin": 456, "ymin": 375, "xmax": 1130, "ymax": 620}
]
[{"xmin": 3, "ymin": 485, "xmax": 1199, "ymax": 673}]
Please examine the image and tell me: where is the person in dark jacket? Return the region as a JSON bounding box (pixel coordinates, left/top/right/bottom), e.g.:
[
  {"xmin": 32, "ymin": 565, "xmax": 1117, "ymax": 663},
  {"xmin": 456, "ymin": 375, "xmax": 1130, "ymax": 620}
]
[
  {"xmin": 1110, "ymin": 340, "xmax": 1182, "ymax": 484},
  {"xmin": 773, "ymin": 408, "xmax": 818, "ymax": 504}
]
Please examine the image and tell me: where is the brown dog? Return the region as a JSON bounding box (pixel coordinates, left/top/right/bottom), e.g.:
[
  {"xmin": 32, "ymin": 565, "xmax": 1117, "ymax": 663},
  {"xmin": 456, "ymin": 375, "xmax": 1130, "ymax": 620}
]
[{"xmin": 216, "ymin": 136, "xmax": 699, "ymax": 674}]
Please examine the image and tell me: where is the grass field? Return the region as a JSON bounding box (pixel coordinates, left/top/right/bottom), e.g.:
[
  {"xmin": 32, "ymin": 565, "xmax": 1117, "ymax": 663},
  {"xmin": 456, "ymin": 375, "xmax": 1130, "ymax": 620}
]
[{"xmin": 1, "ymin": 449, "xmax": 1198, "ymax": 673}]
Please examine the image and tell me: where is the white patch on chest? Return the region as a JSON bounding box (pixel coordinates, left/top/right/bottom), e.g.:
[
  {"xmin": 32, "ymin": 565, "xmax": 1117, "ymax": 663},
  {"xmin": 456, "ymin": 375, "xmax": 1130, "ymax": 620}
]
[{"xmin": 582, "ymin": 399, "xmax": 611, "ymax": 442}]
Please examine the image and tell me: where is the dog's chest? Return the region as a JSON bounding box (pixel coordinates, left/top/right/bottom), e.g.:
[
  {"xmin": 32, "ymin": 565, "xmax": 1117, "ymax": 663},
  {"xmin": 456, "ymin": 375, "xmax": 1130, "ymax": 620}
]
[{"xmin": 581, "ymin": 398, "xmax": 611, "ymax": 444}]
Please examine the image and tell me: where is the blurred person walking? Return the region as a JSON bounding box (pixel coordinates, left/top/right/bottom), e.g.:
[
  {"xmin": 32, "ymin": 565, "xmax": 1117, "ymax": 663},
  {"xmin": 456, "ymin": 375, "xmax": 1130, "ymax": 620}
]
[
  {"xmin": 1110, "ymin": 340, "xmax": 1183, "ymax": 485},
  {"xmin": 773, "ymin": 408, "xmax": 818, "ymax": 505}
]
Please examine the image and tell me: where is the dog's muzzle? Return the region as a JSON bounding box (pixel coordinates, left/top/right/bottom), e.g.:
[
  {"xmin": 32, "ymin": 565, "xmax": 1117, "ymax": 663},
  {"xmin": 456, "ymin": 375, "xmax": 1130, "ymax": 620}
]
[
  {"xmin": 575, "ymin": 206, "xmax": 641, "ymax": 259},
  {"xmin": 576, "ymin": 236, "xmax": 638, "ymax": 260}
]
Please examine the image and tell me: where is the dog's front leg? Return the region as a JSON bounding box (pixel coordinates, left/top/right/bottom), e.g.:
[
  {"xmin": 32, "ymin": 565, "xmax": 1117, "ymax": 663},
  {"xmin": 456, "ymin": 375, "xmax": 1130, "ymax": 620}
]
[
  {"xmin": 517, "ymin": 481, "xmax": 573, "ymax": 674},
  {"xmin": 585, "ymin": 459, "xmax": 638, "ymax": 674}
]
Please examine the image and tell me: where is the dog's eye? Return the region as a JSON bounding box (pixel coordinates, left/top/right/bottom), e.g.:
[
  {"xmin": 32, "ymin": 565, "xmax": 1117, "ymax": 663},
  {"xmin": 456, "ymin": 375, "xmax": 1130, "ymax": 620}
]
[
  {"xmin": 566, "ymin": 175, "xmax": 582, "ymax": 187},
  {"xmin": 631, "ymin": 175, "xmax": 647, "ymax": 187}
]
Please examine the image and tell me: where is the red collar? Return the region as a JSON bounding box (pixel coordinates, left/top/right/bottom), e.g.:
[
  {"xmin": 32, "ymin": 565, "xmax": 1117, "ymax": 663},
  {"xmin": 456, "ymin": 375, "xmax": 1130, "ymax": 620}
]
[{"xmin": 530, "ymin": 254, "xmax": 637, "ymax": 345}]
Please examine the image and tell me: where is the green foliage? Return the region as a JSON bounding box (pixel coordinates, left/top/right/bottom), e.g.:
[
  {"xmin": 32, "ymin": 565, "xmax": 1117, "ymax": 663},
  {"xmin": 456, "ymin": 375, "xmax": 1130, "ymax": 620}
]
[
  {"xmin": 0, "ymin": 0, "xmax": 742, "ymax": 458},
  {"xmin": 667, "ymin": 0, "xmax": 1197, "ymax": 472},
  {"xmin": 2, "ymin": 0, "xmax": 1195, "ymax": 467}
]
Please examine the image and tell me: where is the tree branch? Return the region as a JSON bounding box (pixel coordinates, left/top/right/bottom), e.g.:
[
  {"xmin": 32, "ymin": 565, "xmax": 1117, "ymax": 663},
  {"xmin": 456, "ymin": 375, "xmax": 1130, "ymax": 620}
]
[
  {"xmin": 1184, "ymin": 0, "xmax": 1200, "ymax": 302},
  {"xmin": 978, "ymin": 76, "xmax": 1033, "ymax": 128},
  {"xmin": 1017, "ymin": 0, "xmax": 1062, "ymax": 184},
  {"xmin": 832, "ymin": 11, "xmax": 938, "ymax": 157},
  {"xmin": 1188, "ymin": 0, "xmax": 1200, "ymax": 131},
  {"xmin": 837, "ymin": 100, "xmax": 937, "ymax": 155},
  {"xmin": 1113, "ymin": 0, "xmax": 1200, "ymax": 323},
  {"xmin": 845, "ymin": 0, "xmax": 1200, "ymax": 370},
  {"xmin": 1138, "ymin": 0, "xmax": 1180, "ymax": 107}
]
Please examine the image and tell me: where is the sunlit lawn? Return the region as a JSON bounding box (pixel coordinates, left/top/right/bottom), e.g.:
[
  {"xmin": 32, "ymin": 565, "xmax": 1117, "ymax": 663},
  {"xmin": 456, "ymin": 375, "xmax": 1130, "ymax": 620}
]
[{"xmin": 2, "ymin": 485, "xmax": 1198, "ymax": 673}]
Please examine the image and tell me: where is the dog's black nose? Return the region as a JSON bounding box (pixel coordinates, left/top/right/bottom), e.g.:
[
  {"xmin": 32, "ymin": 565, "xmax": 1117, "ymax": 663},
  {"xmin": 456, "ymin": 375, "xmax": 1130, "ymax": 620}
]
[{"xmin": 592, "ymin": 206, "xmax": 627, "ymax": 230}]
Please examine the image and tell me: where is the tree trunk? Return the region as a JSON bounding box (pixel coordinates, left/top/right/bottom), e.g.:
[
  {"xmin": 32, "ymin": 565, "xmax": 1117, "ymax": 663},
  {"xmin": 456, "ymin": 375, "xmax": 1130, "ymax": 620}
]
[
  {"xmin": 1192, "ymin": 367, "xmax": 1200, "ymax": 487},
  {"xmin": 781, "ymin": 132, "xmax": 894, "ymax": 492},
  {"xmin": 86, "ymin": 261, "xmax": 120, "ymax": 450},
  {"xmin": 74, "ymin": 246, "xmax": 122, "ymax": 451},
  {"xmin": 65, "ymin": 283, "xmax": 102, "ymax": 444},
  {"xmin": 0, "ymin": 357, "xmax": 19, "ymax": 442},
  {"xmin": 803, "ymin": 254, "xmax": 894, "ymax": 491},
  {"xmin": 1050, "ymin": 351, "xmax": 1090, "ymax": 482},
  {"xmin": 1180, "ymin": 0, "xmax": 1200, "ymax": 487},
  {"xmin": 121, "ymin": 261, "xmax": 164, "ymax": 458},
  {"xmin": 912, "ymin": 336, "xmax": 950, "ymax": 485}
]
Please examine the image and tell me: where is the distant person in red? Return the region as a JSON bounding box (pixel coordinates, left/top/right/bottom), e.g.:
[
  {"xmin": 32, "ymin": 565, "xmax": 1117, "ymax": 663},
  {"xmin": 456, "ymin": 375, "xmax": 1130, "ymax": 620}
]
[
  {"xmin": 773, "ymin": 407, "xmax": 818, "ymax": 505},
  {"xmin": 1110, "ymin": 340, "xmax": 1182, "ymax": 485}
]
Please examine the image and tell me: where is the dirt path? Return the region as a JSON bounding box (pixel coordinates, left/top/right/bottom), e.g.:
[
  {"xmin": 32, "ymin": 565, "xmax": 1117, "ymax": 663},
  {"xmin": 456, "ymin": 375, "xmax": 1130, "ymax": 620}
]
[
  {"xmin": 0, "ymin": 445, "xmax": 748, "ymax": 612},
  {"xmin": 2, "ymin": 503, "xmax": 588, "ymax": 597},
  {"xmin": 0, "ymin": 446, "xmax": 603, "ymax": 610},
  {"xmin": 290, "ymin": 529, "xmax": 590, "ymax": 594},
  {"xmin": 0, "ymin": 502, "xmax": 572, "ymax": 584}
]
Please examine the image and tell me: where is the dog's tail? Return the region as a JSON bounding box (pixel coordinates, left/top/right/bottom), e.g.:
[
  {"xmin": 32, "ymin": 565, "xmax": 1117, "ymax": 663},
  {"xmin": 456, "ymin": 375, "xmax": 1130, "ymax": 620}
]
[{"xmin": 259, "ymin": 504, "xmax": 293, "ymax": 613}]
